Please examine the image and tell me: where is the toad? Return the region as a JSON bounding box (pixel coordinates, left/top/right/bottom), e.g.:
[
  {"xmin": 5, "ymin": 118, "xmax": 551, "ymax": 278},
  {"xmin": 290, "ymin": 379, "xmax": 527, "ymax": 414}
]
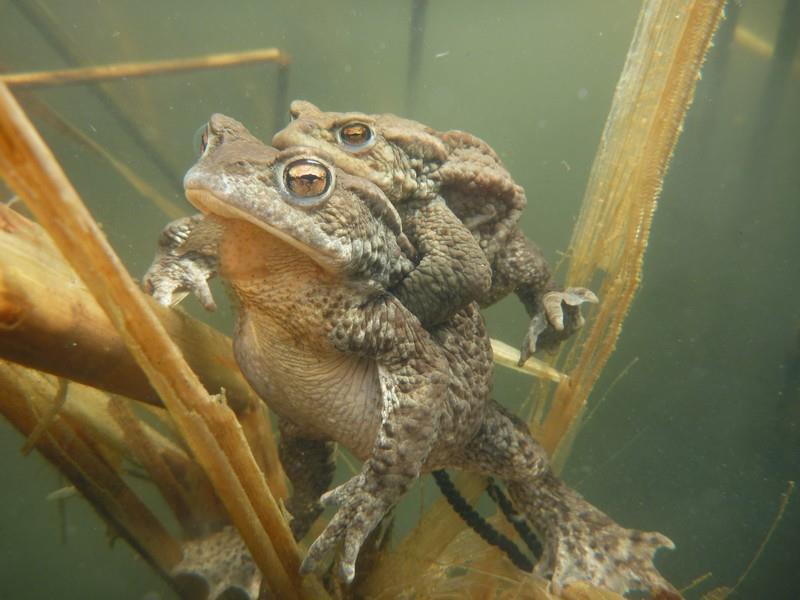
[
  {"xmin": 146, "ymin": 114, "xmax": 677, "ymax": 597},
  {"xmin": 272, "ymin": 101, "xmax": 598, "ymax": 363}
]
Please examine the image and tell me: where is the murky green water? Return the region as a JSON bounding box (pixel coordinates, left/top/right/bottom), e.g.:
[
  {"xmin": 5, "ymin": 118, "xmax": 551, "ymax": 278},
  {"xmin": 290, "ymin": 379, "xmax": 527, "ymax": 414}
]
[{"xmin": 0, "ymin": 1, "xmax": 797, "ymax": 598}]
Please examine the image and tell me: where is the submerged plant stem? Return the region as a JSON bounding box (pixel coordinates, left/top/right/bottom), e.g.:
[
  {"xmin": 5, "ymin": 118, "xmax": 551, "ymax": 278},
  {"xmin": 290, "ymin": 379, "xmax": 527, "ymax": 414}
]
[
  {"xmin": 729, "ymin": 480, "xmax": 795, "ymax": 594},
  {"xmin": 536, "ymin": 0, "xmax": 726, "ymax": 456},
  {"xmin": 0, "ymin": 83, "xmax": 316, "ymax": 599},
  {"xmin": 0, "ymin": 48, "xmax": 291, "ymax": 88}
]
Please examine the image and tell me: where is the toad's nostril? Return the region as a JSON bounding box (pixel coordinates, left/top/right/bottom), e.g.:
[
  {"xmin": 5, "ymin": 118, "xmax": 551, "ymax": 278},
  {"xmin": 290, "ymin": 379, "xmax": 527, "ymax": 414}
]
[{"xmin": 273, "ymin": 122, "xmax": 313, "ymax": 148}]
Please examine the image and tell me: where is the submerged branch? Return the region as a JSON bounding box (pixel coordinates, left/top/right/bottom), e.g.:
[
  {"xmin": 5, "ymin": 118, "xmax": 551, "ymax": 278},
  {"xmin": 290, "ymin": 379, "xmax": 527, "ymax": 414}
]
[
  {"xmin": 537, "ymin": 0, "xmax": 726, "ymax": 456},
  {"xmin": 0, "ymin": 203, "xmax": 287, "ymax": 501},
  {"xmin": 0, "ymin": 83, "xmax": 314, "ymax": 599},
  {"xmin": 0, "ymin": 48, "xmax": 291, "ymax": 88},
  {"xmin": 0, "ymin": 361, "xmax": 184, "ymax": 580}
]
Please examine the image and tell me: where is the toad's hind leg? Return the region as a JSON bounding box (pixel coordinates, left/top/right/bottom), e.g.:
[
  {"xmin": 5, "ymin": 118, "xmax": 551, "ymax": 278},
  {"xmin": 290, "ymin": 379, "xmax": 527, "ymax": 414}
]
[
  {"xmin": 458, "ymin": 401, "xmax": 679, "ymax": 598},
  {"xmin": 278, "ymin": 418, "xmax": 335, "ymax": 540}
]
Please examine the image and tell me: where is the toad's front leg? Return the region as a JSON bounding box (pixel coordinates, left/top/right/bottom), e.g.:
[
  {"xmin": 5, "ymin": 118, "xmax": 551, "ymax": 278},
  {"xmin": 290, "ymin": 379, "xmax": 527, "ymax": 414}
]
[
  {"xmin": 391, "ymin": 198, "xmax": 492, "ymax": 327},
  {"xmin": 143, "ymin": 214, "xmax": 221, "ymax": 310},
  {"xmin": 301, "ymin": 296, "xmax": 448, "ymax": 583},
  {"xmin": 493, "ymin": 228, "xmax": 598, "ymax": 364}
]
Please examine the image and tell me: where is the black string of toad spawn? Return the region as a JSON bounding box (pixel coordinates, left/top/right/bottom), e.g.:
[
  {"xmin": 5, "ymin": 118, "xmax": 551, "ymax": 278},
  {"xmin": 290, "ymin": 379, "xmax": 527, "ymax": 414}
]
[{"xmin": 432, "ymin": 469, "xmax": 542, "ymax": 572}]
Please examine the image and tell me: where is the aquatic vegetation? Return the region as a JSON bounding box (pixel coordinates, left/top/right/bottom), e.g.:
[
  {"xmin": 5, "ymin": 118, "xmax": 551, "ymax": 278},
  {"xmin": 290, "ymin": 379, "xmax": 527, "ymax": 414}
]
[{"xmin": 533, "ymin": 0, "xmax": 725, "ymax": 460}]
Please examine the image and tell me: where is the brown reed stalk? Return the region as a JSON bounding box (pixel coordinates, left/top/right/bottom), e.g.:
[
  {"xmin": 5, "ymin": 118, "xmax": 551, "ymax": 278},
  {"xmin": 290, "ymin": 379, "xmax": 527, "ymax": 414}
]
[
  {"xmin": 0, "ymin": 48, "xmax": 291, "ymax": 88},
  {"xmin": 0, "ymin": 203, "xmax": 261, "ymax": 414},
  {"xmin": 0, "ymin": 362, "xmax": 184, "ymax": 579},
  {"xmin": 535, "ymin": 0, "xmax": 726, "ymax": 456},
  {"xmin": 0, "ymin": 82, "xmax": 318, "ymax": 599}
]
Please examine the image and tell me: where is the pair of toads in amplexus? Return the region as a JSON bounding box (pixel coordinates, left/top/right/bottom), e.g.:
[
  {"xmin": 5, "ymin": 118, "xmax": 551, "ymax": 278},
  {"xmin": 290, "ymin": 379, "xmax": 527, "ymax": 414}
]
[{"xmin": 143, "ymin": 100, "xmax": 677, "ymax": 598}]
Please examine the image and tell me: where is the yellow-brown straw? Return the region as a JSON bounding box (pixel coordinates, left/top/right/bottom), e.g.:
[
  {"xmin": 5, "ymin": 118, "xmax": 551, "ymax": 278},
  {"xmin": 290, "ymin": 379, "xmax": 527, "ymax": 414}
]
[
  {"xmin": 0, "ymin": 48, "xmax": 291, "ymax": 88},
  {"xmin": 0, "ymin": 82, "xmax": 314, "ymax": 599},
  {"xmin": 536, "ymin": 0, "xmax": 725, "ymax": 456}
]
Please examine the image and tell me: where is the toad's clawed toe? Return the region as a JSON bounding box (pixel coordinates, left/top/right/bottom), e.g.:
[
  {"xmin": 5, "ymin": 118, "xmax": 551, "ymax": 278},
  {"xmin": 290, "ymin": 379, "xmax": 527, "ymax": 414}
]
[
  {"xmin": 519, "ymin": 313, "xmax": 549, "ymax": 365},
  {"xmin": 542, "ymin": 287, "xmax": 599, "ymax": 331},
  {"xmin": 143, "ymin": 255, "xmax": 217, "ymax": 310},
  {"xmin": 519, "ymin": 287, "xmax": 599, "ymax": 363},
  {"xmin": 302, "ymin": 477, "xmax": 393, "ymax": 584}
]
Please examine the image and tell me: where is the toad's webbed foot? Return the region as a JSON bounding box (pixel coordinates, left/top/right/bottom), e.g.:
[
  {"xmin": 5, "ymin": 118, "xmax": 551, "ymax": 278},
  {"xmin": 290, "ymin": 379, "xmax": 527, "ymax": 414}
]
[
  {"xmin": 519, "ymin": 287, "xmax": 598, "ymax": 365},
  {"xmin": 300, "ymin": 471, "xmax": 396, "ymax": 583},
  {"xmin": 142, "ymin": 214, "xmax": 220, "ymax": 310},
  {"xmin": 519, "ymin": 473, "xmax": 678, "ymax": 597},
  {"xmin": 460, "ymin": 401, "xmax": 677, "ymax": 597}
]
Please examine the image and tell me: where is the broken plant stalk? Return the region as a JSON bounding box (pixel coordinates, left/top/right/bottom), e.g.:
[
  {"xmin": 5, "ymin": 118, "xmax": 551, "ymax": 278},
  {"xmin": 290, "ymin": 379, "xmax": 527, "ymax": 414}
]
[
  {"xmin": 364, "ymin": 1, "xmax": 724, "ymax": 595},
  {"xmin": 535, "ymin": 0, "xmax": 726, "ymax": 457},
  {"xmin": 0, "ymin": 82, "xmax": 320, "ymax": 600}
]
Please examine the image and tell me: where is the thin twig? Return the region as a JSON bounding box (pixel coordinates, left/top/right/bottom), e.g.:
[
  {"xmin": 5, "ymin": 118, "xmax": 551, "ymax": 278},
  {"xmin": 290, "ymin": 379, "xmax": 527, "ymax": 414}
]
[
  {"xmin": 0, "ymin": 82, "xmax": 313, "ymax": 600},
  {"xmin": 680, "ymin": 571, "xmax": 712, "ymax": 594},
  {"xmin": 1, "ymin": 48, "xmax": 291, "ymax": 88},
  {"xmin": 730, "ymin": 480, "xmax": 795, "ymax": 594},
  {"xmin": 21, "ymin": 377, "xmax": 68, "ymax": 454}
]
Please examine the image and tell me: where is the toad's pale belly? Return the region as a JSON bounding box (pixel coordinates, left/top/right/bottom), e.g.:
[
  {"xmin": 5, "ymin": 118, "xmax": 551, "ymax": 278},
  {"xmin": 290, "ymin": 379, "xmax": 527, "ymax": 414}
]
[
  {"xmin": 233, "ymin": 309, "xmax": 382, "ymax": 460},
  {"xmin": 216, "ymin": 215, "xmax": 383, "ymax": 459}
]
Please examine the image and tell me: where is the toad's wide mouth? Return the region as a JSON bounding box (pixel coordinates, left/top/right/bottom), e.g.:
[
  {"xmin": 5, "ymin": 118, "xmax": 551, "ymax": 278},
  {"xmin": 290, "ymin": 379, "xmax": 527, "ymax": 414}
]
[{"xmin": 185, "ymin": 187, "xmax": 343, "ymax": 272}]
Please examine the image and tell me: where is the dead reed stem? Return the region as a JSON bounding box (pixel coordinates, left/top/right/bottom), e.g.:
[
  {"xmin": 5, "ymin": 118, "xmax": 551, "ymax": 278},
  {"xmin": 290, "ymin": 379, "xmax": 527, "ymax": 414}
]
[
  {"xmin": 536, "ymin": 0, "xmax": 726, "ymax": 456},
  {"xmin": 360, "ymin": 473, "xmax": 487, "ymax": 596},
  {"xmin": 0, "ymin": 201, "xmax": 288, "ymax": 500},
  {"xmin": 0, "ymin": 48, "xmax": 291, "ymax": 88},
  {"xmin": 0, "ymin": 204, "xmax": 257, "ymax": 413},
  {"xmin": 0, "ymin": 83, "xmax": 314, "ymax": 599},
  {"xmin": 492, "ymin": 338, "xmax": 567, "ymax": 382},
  {"xmin": 0, "ymin": 361, "xmax": 184, "ymax": 578}
]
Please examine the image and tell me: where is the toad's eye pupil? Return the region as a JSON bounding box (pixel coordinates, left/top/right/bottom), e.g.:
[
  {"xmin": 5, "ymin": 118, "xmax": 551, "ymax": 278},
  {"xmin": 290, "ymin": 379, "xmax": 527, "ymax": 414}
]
[
  {"xmin": 285, "ymin": 160, "xmax": 330, "ymax": 197},
  {"xmin": 341, "ymin": 123, "xmax": 371, "ymax": 145}
]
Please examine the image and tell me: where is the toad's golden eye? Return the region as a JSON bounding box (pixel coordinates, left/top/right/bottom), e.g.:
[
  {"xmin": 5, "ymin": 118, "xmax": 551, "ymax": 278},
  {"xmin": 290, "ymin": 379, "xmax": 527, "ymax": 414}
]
[
  {"xmin": 338, "ymin": 122, "xmax": 373, "ymax": 148},
  {"xmin": 284, "ymin": 159, "xmax": 331, "ymax": 200}
]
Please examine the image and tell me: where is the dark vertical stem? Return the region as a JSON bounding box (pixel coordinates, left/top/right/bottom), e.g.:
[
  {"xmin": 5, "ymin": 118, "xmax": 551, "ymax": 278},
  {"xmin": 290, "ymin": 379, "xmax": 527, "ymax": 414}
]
[
  {"xmin": 272, "ymin": 64, "xmax": 290, "ymax": 135},
  {"xmin": 10, "ymin": 0, "xmax": 184, "ymax": 194},
  {"xmin": 741, "ymin": 0, "xmax": 800, "ymax": 199},
  {"xmin": 406, "ymin": 0, "xmax": 429, "ymax": 114},
  {"xmin": 56, "ymin": 474, "xmax": 68, "ymax": 545}
]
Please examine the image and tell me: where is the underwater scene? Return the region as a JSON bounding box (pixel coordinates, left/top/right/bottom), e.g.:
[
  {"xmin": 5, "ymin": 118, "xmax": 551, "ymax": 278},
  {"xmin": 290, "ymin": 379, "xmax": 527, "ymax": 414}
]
[{"xmin": 0, "ymin": 1, "xmax": 798, "ymax": 598}]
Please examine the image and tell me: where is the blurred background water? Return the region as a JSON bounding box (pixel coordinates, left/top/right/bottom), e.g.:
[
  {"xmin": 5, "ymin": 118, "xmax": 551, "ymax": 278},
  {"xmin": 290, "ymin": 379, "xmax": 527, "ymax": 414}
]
[{"xmin": 0, "ymin": 1, "xmax": 797, "ymax": 598}]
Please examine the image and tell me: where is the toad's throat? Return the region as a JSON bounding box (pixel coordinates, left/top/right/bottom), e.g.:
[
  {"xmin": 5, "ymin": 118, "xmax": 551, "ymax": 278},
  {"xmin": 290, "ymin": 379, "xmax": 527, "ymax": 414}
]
[{"xmin": 185, "ymin": 187, "xmax": 340, "ymax": 272}]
